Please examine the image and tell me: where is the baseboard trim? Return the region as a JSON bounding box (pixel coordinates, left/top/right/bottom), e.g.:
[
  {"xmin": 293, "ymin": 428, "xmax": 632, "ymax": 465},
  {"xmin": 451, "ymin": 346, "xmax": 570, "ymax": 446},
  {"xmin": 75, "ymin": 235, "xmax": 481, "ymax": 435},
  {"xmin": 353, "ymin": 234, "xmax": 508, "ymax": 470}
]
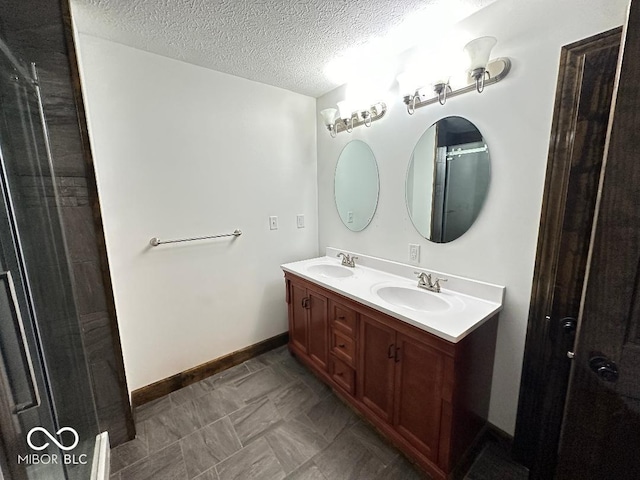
[{"xmin": 131, "ymin": 332, "xmax": 289, "ymax": 408}]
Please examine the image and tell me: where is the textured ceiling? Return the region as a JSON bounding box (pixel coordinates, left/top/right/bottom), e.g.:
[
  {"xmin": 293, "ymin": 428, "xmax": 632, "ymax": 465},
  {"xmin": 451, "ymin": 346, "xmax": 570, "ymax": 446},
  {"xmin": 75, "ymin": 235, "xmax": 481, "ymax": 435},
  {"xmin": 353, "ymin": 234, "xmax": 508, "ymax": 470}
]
[{"xmin": 70, "ymin": 0, "xmax": 495, "ymax": 98}]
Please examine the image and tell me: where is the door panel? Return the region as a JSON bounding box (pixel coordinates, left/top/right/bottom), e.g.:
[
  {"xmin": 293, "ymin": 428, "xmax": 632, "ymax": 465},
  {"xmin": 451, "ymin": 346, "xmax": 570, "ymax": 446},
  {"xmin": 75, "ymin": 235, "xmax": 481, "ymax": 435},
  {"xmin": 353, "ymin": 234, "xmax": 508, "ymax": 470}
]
[
  {"xmin": 557, "ymin": 2, "xmax": 640, "ymax": 478},
  {"xmin": 307, "ymin": 290, "xmax": 328, "ymax": 370},
  {"xmin": 514, "ymin": 27, "xmax": 621, "ymax": 477},
  {"xmin": 289, "ymin": 282, "xmax": 308, "ymax": 354},
  {"xmin": 358, "ymin": 315, "xmax": 395, "ymax": 422},
  {"xmin": 393, "ymin": 333, "xmax": 444, "ymax": 461}
]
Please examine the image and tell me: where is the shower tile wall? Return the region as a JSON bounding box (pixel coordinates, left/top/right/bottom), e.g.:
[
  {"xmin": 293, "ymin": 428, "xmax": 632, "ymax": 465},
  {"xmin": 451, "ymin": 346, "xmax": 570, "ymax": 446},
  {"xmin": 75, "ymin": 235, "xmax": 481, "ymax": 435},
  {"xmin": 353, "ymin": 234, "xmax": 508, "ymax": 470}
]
[{"xmin": 0, "ymin": 0, "xmax": 133, "ymax": 445}]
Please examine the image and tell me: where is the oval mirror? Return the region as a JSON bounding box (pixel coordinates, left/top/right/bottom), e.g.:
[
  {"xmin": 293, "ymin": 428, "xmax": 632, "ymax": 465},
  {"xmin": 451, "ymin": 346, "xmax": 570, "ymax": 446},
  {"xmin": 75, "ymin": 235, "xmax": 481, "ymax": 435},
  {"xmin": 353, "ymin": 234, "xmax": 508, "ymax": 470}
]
[
  {"xmin": 335, "ymin": 140, "xmax": 379, "ymax": 231},
  {"xmin": 406, "ymin": 116, "xmax": 490, "ymax": 242}
]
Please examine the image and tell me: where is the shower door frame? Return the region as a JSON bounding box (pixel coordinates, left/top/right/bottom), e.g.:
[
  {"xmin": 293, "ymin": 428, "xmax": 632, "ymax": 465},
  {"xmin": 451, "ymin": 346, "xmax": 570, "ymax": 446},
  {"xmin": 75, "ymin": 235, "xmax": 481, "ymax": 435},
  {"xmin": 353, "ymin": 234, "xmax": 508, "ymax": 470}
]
[{"xmin": 0, "ymin": 36, "xmax": 99, "ymax": 480}]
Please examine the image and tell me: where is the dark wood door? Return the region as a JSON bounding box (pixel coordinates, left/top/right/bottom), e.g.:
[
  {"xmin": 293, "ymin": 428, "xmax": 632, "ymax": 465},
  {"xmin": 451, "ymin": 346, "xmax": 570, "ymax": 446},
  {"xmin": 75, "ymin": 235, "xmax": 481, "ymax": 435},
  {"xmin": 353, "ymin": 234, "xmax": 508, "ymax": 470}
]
[
  {"xmin": 513, "ymin": 27, "xmax": 621, "ymax": 477},
  {"xmin": 557, "ymin": 2, "xmax": 640, "ymax": 478},
  {"xmin": 289, "ymin": 282, "xmax": 308, "ymax": 354},
  {"xmin": 359, "ymin": 314, "xmax": 396, "ymax": 423},
  {"xmin": 307, "ymin": 290, "xmax": 328, "ymax": 371},
  {"xmin": 393, "ymin": 332, "xmax": 444, "ymax": 461}
]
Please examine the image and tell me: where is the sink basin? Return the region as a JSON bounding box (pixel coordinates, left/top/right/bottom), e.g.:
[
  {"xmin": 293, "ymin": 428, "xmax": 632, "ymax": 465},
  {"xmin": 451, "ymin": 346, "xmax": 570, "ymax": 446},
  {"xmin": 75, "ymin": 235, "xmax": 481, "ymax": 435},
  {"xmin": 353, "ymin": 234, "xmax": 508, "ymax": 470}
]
[
  {"xmin": 307, "ymin": 264, "xmax": 354, "ymax": 278},
  {"xmin": 375, "ymin": 286, "xmax": 450, "ymax": 312}
]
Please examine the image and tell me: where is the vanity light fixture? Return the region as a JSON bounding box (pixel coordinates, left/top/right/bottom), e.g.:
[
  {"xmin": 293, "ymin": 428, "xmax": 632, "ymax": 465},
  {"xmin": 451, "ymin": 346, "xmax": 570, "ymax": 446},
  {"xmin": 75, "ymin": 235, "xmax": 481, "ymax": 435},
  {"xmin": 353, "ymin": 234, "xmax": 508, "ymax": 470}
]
[
  {"xmin": 398, "ymin": 36, "xmax": 511, "ymax": 113},
  {"xmin": 319, "ymin": 101, "xmax": 387, "ymax": 137},
  {"xmin": 433, "ymin": 79, "xmax": 452, "ymax": 106},
  {"xmin": 320, "ymin": 108, "xmax": 338, "ymax": 137},
  {"xmin": 337, "ymin": 100, "xmax": 354, "ymax": 133},
  {"xmin": 464, "ymin": 36, "xmax": 497, "ymax": 93}
]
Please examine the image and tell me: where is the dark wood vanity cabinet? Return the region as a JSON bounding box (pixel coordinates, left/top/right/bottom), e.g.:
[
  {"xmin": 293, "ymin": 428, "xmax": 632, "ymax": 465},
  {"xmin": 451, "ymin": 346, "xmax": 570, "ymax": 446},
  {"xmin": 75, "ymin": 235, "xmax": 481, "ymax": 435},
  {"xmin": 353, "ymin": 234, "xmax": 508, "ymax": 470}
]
[
  {"xmin": 284, "ymin": 272, "xmax": 498, "ymax": 480},
  {"xmin": 288, "ymin": 279, "xmax": 329, "ymax": 371},
  {"xmin": 359, "ymin": 313, "xmax": 447, "ymax": 463},
  {"xmin": 359, "ymin": 314, "xmax": 396, "ymax": 423}
]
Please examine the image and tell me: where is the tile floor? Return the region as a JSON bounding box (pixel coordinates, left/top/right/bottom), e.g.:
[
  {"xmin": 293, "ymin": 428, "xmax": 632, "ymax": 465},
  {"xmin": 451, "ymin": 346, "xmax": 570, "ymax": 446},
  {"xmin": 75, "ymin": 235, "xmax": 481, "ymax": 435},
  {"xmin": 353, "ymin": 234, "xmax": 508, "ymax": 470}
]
[{"xmin": 109, "ymin": 346, "xmax": 527, "ymax": 480}]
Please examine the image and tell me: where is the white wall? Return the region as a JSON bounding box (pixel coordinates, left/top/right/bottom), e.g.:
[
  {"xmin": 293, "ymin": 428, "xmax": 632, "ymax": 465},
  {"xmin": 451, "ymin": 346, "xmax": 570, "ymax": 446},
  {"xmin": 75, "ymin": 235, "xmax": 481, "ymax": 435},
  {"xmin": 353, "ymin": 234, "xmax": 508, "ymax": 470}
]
[
  {"xmin": 74, "ymin": 34, "xmax": 318, "ymax": 391},
  {"xmin": 317, "ymin": 0, "xmax": 629, "ymax": 434}
]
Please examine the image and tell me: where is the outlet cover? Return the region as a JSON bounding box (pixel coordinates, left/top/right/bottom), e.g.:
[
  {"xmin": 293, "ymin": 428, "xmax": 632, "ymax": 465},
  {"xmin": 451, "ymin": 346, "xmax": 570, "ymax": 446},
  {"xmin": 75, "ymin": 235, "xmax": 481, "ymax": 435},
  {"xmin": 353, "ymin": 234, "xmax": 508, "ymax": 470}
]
[
  {"xmin": 296, "ymin": 214, "xmax": 305, "ymax": 228},
  {"xmin": 269, "ymin": 216, "xmax": 278, "ymax": 230},
  {"xmin": 409, "ymin": 244, "xmax": 420, "ymax": 262}
]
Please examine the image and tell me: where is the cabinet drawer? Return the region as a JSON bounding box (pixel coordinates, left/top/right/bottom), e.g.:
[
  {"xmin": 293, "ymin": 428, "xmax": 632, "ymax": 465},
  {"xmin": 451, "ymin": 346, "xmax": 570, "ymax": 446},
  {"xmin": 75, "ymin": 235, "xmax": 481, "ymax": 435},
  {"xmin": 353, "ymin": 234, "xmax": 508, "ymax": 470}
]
[
  {"xmin": 331, "ymin": 328, "xmax": 356, "ymax": 366},
  {"xmin": 330, "ymin": 356, "xmax": 355, "ymax": 395},
  {"xmin": 331, "ymin": 303, "xmax": 357, "ymax": 337}
]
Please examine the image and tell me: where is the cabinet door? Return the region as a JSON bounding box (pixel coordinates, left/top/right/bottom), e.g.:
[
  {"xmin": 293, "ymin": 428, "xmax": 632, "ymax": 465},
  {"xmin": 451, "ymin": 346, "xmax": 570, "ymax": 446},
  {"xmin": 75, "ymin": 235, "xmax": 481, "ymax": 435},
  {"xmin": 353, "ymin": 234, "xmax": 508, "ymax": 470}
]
[
  {"xmin": 393, "ymin": 332, "xmax": 445, "ymax": 461},
  {"xmin": 359, "ymin": 314, "xmax": 396, "ymax": 423},
  {"xmin": 307, "ymin": 290, "xmax": 328, "ymax": 370},
  {"xmin": 289, "ymin": 282, "xmax": 308, "ymax": 354}
]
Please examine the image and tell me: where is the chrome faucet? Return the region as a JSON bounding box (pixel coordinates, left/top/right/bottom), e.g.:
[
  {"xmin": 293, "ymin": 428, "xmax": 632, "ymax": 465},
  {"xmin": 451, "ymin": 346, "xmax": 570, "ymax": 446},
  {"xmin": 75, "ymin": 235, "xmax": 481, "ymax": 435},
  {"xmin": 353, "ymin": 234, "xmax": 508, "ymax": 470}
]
[
  {"xmin": 337, "ymin": 252, "xmax": 358, "ymax": 268},
  {"xmin": 415, "ymin": 271, "xmax": 447, "ymax": 293}
]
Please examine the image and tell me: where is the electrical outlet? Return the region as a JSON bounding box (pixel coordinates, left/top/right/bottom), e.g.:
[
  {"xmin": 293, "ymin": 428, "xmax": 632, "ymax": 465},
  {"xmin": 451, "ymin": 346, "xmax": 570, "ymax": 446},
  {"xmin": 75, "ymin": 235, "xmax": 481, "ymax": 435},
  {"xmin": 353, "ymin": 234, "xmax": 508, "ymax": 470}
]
[
  {"xmin": 269, "ymin": 216, "xmax": 278, "ymax": 230},
  {"xmin": 409, "ymin": 244, "xmax": 420, "ymax": 263},
  {"xmin": 347, "ymin": 211, "xmax": 354, "ymax": 223},
  {"xmin": 296, "ymin": 214, "xmax": 305, "ymax": 228}
]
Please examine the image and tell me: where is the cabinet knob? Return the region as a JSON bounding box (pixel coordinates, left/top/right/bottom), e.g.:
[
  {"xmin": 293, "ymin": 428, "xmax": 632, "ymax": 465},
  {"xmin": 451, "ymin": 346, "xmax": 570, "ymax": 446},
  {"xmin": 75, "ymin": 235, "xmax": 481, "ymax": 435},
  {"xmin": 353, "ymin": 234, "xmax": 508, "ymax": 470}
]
[
  {"xmin": 395, "ymin": 347, "xmax": 401, "ymax": 363},
  {"xmin": 338, "ymin": 343, "xmax": 346, "ymax": 348},
  {"xmin": 336, "ymin": 371, "xmax": 344, "ymax": 376},
  {"xmin": 388, "ymin": 344, "xmax": 395, "ymax": 359},
  {"xmin": 338, "ymin": 315, "xmax": 345, "ymax": 320}
]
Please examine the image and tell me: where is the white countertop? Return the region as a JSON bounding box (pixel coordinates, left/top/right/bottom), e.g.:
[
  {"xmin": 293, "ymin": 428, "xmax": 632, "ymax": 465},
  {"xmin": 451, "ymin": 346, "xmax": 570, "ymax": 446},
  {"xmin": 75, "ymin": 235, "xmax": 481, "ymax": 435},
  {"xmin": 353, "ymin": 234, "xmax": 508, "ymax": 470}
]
[{"xmin": 281, "ymin": 248, "xmax": 505, "ymax": 343}]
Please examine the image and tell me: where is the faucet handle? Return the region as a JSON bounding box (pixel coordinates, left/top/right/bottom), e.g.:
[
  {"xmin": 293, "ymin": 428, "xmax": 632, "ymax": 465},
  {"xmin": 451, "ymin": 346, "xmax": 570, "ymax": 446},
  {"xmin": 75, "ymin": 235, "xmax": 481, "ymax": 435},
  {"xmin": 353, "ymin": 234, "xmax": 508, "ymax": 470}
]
[
  {"xmin": 433, "ymin": 277, "xmax": 447, "ymax": 291},
  {"xmin": 350, "ymin": 256, "xmax": 358, "ymax": 266},
  {"xmin": 414, "ymin": 271, "xmax": 430, "ymax": 285}
]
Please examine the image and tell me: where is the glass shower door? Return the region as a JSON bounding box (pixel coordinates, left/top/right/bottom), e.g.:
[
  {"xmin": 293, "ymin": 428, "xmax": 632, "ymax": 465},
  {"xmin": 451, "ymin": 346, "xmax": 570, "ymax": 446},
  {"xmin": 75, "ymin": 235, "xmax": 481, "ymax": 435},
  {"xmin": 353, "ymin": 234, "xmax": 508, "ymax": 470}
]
[{"xmin": 0, "ymin": 41, "xmax": 99, "ymax": 480}]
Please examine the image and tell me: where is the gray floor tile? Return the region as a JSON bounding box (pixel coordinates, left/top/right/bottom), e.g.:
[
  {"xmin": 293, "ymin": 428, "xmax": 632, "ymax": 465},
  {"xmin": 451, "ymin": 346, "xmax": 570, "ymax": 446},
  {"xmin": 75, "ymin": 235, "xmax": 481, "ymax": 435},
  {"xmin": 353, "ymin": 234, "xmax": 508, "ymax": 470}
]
[
  {"xmin": 298, "ymin": 372, "xmax": 330, "ymax": 398},
  {"xmin": 170, "ymin": 380, "xmax": 212, "ymax": 407},
  {"xmin": 216, "ymin": 437, "xmax": 286, "ymax": 480},
  {"xmin": 233, "ymin": 366, "xmax": 293, "ymax": 404},
  {"xmin": 194, "ymin": 467, "xmax": 219, "ymax": 480},
  {"xmin": 110, "ymin": 435, "xmax": 148, "ymax": 474},
  {"xmin": 305, "ymin": 395, "xmax": 358, "ymax": 442},
  {"xmin": 374, "ymin": 455, "xmax": 429, "ymax": 480},
  {"xmin": 283, "ymin": 461, "xmax": 326, "ymax": 480},
  {"xmin": 246, "ymin": 347, "xmax": 291, "ymax": 372},
  {"xmin": 313, "ymin": 429, "xmax": 387, "ymax": 480},
  {"xmin": 144, "ymin": 400, "xmax": 203, "ymax": 453},
  {"xmin": 230, "ymin": 397, "xmax": 283, "ymax": 445},
  {"xmin": 348, "ymin": 420, "xmax": 399, "ymax": 467},
  {"xmin": 180, "ymin": 417, "xmax": 242, "ymax": 479},
  {"xmin": 269, "ymin": 380, "xmax": 319, "ymax": 420},
  {"xmin": 134, "ymin": 396, "xmax": 173, "ymax": 423},
  {"xmin": 464, "ymin": 442, "xmax": 528, "ymax": 480},
  {"xmin": 276, "ymin": 356, "xmax": 310, "ymax": 380},
  {"xmin": 203, "ymin": 364, "xmax": 251, "ymax": 390},
  {"xmin": 245, "ymin": 357, "xmax": 270, "ymax": 372},
  {"xmin": 119, "ymin": 442, "xmax": 187, "ymax": 480},
  {"xmin": 193, "ymin": 386, "xmax": 245, "ymax": 427},
  {"xmin": 265, "ymin": 418, "xmax": 328, "ymax": 474},
  {"xmin": 110, "ymin": 347, "xmax": 524, "ymax": 480}
]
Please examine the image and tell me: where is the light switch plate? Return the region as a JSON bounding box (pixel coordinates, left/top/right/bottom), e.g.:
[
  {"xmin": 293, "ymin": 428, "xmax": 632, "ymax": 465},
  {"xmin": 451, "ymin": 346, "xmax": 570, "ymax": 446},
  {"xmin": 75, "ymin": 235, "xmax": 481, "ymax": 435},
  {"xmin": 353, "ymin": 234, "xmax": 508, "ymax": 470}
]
[
  {"xmin": 347, "ymin": 211, "xmax": 354, "ymax": 223},
  {"xmin": 296, "ymin": 214, "xmax": 305, "ymax": 228},
  {"xmin": 409, "ymin": 244, "xmax": 420, "ymax": 263},
  {"xmin": 269, "ymin": 216, "xmax": 278, "ymax": 230}
]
